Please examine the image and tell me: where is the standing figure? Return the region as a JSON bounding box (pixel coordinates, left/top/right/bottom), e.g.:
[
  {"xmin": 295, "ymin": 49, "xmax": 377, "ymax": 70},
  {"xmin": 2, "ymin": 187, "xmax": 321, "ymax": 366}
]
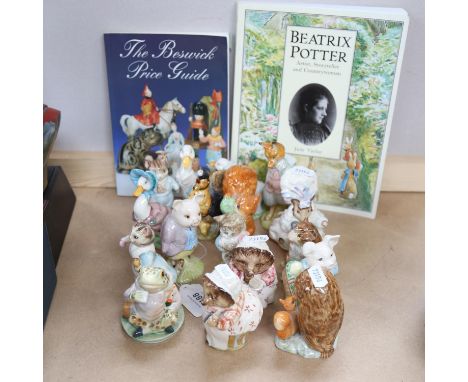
[
  {"xmin": 134, "ymin": 84, "xmax": 160, "ymax": 127},
  {"xmin": 121, "ymin": 266, "xmax": 184, "ymax": 343},
  {"xmin": 164, "ymin": 124, "xmax": 185, "ymax": 175},
  {"xmin": 214, "ymin": 212, "xmax": 249, "ymax": 263},
  {"xmin": 130, "ymin": 169, "xmax": 170, "ymax": 233},
  {"xmin": 221, "ymin": 165, "xmax": 261, "ymax": 235},
  {"xmin": 175, "ymin": 145, "xmax": 198, "ymax": 198},
  {"xmin": 340, "ymin": 138, "xmax": 362, "ymax": 200},
  {"xmin": 260, "ymin": 142, "xmax": 295, "ymax": 228},
  {"xmin": 160, "ymin": 197, "xmax": 204, "ymax": 284},
  {"xmin": 199, "ymin": 126, "xmax": 226, "ymax": 170},
  {"xmin": 202, "ymin": 264, "xmax": 263, "ymax": 351},
  {"xmin": 188, "ymin": 101, "xmax": 208, "ymax": 146}
]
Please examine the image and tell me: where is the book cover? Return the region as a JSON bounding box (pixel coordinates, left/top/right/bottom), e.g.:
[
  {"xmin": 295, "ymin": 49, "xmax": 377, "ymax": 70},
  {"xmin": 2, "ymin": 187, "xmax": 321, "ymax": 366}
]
[
  {"xmin": 231, "ymin": 3, "xmax": 409, "ymax": 218},
  {"xmin": 104, "ymin": 33, "xmax": 229, "ymax": 195}
]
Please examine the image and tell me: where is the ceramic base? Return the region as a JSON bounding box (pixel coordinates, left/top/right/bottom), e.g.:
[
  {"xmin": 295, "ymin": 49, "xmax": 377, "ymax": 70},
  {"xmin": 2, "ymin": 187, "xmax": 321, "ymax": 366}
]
[
  {"xmin": 177, "ymin": 255, "xmax": 204, "ymax": 284},
  {"xmin": 274, "ymin": 334, "xmax": 337, "ymax": 359},
  {"xmin": 121, "ymin": 307, "xmax": 185, "ymax": 344}
]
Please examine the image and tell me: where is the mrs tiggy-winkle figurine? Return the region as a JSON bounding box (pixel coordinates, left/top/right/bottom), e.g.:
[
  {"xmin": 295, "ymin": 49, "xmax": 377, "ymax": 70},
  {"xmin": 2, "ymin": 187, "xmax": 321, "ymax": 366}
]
[
  {"xmin": 202, "ymin": 264, "xmax": 263, "ymax": 351},
  {"xmin": 121, "ymin": 265, "xmax": 184, "ymax": 343},
  {"xmin": 273, "ymin": 265, "xmax": 344, "ymax": 358},
  {"xmin": 130, "ymin": 169, "xmax": 170, "ymax": 233},
  {"xmin": 229, "ymin": 236, "xmax": 278, "ymax": 308},
  {"xmin": 160, "ymin": 197, "xmax": 204, "ymax": 284}
]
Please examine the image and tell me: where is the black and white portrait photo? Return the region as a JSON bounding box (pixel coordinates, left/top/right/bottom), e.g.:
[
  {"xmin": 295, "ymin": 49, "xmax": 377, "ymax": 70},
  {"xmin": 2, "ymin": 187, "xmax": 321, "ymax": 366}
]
[{"xmin": 288, "ymin": 84, "xmax": 337, "ymax": 146}]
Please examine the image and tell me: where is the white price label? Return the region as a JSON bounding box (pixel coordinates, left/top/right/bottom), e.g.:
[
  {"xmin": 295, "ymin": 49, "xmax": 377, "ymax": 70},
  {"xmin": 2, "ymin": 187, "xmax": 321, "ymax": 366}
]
[
  {"xmin": 292, "ymin": 167, "xmax": 315, "ymax": 178},
  {"xmin": 308, "ymin": 265, "xmax": 328, "ymax": 288},
  {"xmin": 132, "ymin": 290, "xmax": 149, "ymax": 303},
  {"xmin": 180, "ymin": 284, "xmax": 204, "ymax": 317},
  {"xmin": 241, "ymin": 235, "xmax": 269, "ymax": 244}
]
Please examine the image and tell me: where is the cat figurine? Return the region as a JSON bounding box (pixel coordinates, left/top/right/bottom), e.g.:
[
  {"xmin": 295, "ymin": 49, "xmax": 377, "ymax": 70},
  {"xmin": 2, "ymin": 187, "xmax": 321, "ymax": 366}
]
[
  {"xmin": 229, "ymin": 238, "xmax": 277, "ymax": 308},
  {"xmin": 118, "ymin": 128, "xmax": 163, "ymax": 173},
  {"xmin": 202, "ymin": 264, "xmax": 263, "ymax": 351},
  {"xmin": 214, "ymin": 213, "xmax": 250, "ymax": 263},
  {"xmin": 119, "ymin": 222, "xmax": 156, "ymax": 275}
]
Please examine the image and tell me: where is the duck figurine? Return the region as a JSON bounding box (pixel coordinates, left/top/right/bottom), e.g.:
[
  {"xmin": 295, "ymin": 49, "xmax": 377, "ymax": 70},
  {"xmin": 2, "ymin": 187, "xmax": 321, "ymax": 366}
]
[
  {"xmin": 130, "ymin": 169, "xmax": 170, "ymax": 233},
  {"xmin": 175, "ymin": 145, "xmax": 198, "ymax": 198}
]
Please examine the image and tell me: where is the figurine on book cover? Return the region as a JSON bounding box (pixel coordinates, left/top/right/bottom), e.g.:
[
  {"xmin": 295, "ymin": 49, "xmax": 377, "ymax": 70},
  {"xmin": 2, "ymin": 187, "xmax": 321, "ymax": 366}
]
[
  {"xmin": 104, "ymin": 33, "xmax": 229, "ymax": 196},
  {"xmin": 231, "ymin": 4, "xmax": 409, "ymax": 218}
]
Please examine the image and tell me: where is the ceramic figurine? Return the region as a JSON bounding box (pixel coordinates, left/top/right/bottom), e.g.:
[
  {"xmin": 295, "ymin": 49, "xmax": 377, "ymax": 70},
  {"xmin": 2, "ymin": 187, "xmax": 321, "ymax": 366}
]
[
  {"xmin": 160, "ymin": 197, "xmax": 204, "ymax": 284},
  {"xmin": 164, "ymin": 124, "xmax": 185, "ymax": 175},
  {"xmin": 269, "ymin": 196, "xmax": 316, "ymax": 250},
  {"xmin": 189, "ymin": 169, "xmax": 219, "ymax": 240},
  {"xmin": 274, "ymin": 267, "xmax": 344, "ymax": 358},
  {"xmin": 119, "ymin": 222, "xmax": 156, "ymax": 275},
  {"xmin": 340, "ymin": 137, "xmax": 362, "ymax": 199},
  {"xmin": 208, "ymin": 158, "xmax": 234, "ymax": 218},
  {"xmin": 121, "ymin": 266, "xmax": 184, "ymax": 343},
  {"xmin": 144, "ymin": 150, "xmax": 180, "ymax": 207},
  {"xmin": 188, "ymin": 101, "xmax": 208, "ymax": 144},
  {"xmin": 287, "ymin": 220, "xmax": 322, "ymax": 261},
  {"xmin": 214, "ymin": 212, "xmax": 250, "ymax": 263},
  {"xmin": 273, "ymin": 296, "xmax": 298, "ymax": 341},
  {"xmin": 259, "ymin": 142, "xmax": 295, "ymax": 229},
  {"xmin": 282, "ymin": 235, "xmax": 340, "ymax": 297},
  {"xmin": 229, "ymin": 238, "xmax": 277, "ymax": 308},
  {"xmin": 202, "ymin": 264, "xmax": 263, "ymax": 351},
  {"xmin": 269, "ymin": 166, "xmax": 328, "ymax": 249},
  {"xmin": 130, "ymin": 169, "xmax": 171, "ymax": 233},
  {"xmin": 221, "ymin": 165, "xmax": 261, "ymax": 235},
  {"xmin": 199, "ymin": 126, "xmax": 226, "ymax": 170},
  {"xmin": 175, "ymin": 145, "xmax": 198, "ymax": 198}
]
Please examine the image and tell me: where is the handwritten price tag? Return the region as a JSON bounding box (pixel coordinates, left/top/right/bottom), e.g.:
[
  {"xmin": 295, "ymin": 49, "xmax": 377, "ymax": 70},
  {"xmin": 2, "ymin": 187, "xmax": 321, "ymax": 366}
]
[
  {"xmin": 180, "ymin": 284, "xmax": 204, "ymax": 317},
  {"xmin": 308, "ymin": 265, "xmax": 328, "ymax": 288},
  {"xmin": 292, "ymin": 166, "xmax": 316, "ymax": 178},
  {"xmin": 241, "ymin": 235, "xmax": 269, "ymax": 244}
]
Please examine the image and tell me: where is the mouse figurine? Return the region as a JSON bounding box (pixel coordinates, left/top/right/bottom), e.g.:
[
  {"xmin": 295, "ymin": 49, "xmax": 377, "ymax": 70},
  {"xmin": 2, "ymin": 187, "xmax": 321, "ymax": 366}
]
[
  {"xmin": 160, "ymin": 197, "xmax": 204, "ymax": 284},
  {"xmin": 202, "ymin": 264, "xmax": 263, "ymax": 351},
  {"xmin": 121, "ymin": 266, "xmax": 184, "ymax": 343},
  {"xmin": 229, "ymin": 237, "xmax": 277, "ymax": 308}
]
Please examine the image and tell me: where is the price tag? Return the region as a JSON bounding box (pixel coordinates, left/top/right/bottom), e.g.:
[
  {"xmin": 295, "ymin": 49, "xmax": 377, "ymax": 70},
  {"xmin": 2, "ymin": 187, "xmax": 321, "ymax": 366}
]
[
  {"xmin": 240, "ymin": 235, "xmax": 269, "ymax": 244},
  {"xmin": 180, "ymin": 284, "xmax": 204, "ymax": 317},
  {"xmin": 308, "ymin": 265, "xmax": 328, "ymax": 288},
  {"xmin": 292, "ymin": 166, "xmax": 316, "ymax": 178},
  {"xmin": 132, "ymin": 290, "xmax": 149, "ymax": 303}
]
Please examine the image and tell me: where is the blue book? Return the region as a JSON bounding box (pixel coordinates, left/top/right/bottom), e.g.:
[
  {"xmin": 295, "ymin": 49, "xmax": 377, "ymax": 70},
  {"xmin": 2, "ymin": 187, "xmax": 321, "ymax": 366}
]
[{"xmin": 104, "ymin": 33, "xmax": 229, "ymax": 195}]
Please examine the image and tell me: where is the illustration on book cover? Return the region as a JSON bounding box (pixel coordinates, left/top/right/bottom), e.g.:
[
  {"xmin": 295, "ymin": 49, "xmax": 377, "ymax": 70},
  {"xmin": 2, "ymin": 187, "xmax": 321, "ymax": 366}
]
[{"xmin": 104, "ymin": 33, "xmax": 229, "ymax": 195}]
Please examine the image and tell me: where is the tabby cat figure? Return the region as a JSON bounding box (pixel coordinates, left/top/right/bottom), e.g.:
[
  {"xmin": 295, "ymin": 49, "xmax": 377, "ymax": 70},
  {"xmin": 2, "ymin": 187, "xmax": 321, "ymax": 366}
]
[{"xmin": 118, "ymin": 128, "xmax": 163, "ymax": 173}]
